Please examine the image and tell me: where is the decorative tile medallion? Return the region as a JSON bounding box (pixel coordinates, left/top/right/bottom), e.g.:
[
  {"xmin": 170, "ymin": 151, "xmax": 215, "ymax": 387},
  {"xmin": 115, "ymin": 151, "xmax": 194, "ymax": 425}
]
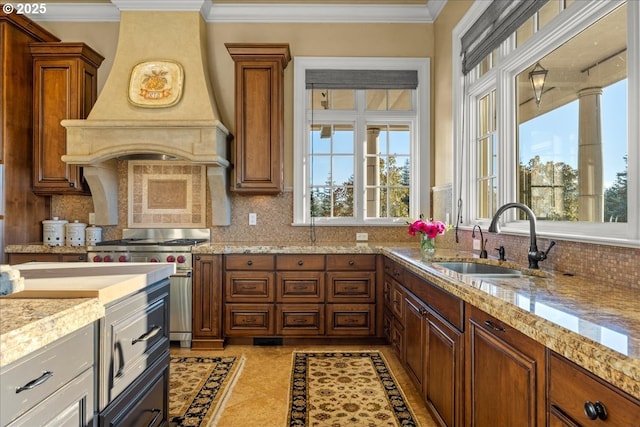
[{"xmin": 128, "ymin": 161, "xmax": 206, "ymax": 228}]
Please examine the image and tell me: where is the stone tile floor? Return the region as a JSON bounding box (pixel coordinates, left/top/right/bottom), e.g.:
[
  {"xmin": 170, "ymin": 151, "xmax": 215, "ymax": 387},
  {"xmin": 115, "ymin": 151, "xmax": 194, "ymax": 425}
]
[{"xmin": 171, "ymin": 342, "xmax": 438, "ymax": 427}]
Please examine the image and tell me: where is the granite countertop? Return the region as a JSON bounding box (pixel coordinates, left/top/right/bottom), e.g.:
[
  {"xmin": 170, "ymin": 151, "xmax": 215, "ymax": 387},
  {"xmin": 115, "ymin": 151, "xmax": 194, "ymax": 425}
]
[
  {"xmin": 4, "ymin": 243, "xmax": 639, "ymax": 399},
  {"xmin": 382, "ymin": 247, "xmax": 640, "ymax": 401},
  {"xmin": 0, "ymin": 263, "xmax": 175, "ymax": 368}
]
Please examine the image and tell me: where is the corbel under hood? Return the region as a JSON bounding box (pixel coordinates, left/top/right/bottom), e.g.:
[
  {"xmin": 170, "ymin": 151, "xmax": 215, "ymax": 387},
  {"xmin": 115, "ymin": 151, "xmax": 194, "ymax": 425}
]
[{"xmin": 62, "ymin": 0, "xmax": 231, "ymax": 226}]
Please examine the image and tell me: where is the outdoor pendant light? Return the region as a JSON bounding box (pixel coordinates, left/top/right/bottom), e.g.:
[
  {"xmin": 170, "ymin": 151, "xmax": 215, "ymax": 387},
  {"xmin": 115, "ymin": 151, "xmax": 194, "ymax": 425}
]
[{"xmin": 529, "ymin": 62, "xmax": 548, "ymax": 107}]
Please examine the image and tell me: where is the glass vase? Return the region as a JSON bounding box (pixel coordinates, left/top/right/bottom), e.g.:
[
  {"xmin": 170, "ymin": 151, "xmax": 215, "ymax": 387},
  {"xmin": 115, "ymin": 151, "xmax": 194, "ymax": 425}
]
[{"xmin": 420, "ymin": 234, "xmax": 436, "ymax": 261}]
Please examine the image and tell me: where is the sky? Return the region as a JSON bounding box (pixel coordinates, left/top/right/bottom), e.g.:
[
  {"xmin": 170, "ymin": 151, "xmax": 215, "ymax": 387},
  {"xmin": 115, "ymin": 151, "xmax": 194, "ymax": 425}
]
[{"xmin": 519, "ymin": 79, "xmax": 628, "ymax": 188}]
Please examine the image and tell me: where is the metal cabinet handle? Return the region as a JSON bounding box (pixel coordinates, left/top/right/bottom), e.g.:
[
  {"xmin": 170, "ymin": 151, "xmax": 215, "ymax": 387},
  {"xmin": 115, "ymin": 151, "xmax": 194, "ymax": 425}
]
[
  {"xmin": 348, "ymin": 260, "xmax": 355, "ymax": 266},
  {"xmin": 484, "ymin": 320, "xmax": 506, "ymax": 332},
  {"xmin": 297, "ymin": 260, "xmax": 304, "ymax": 266},
  {"xmin": 584, "ymin": 401, "xmax": 608, "ymax": 420},
  {"xmin": 16, "ymin": 371, "xmax": 53, "ymax": 393},
  {"xmin": 247, "ymin": 260, "xmax": 253, "ymax": 266},
  {"xmin": 132, "ymin": 325, "xmax": 162, "ymax": 344}
]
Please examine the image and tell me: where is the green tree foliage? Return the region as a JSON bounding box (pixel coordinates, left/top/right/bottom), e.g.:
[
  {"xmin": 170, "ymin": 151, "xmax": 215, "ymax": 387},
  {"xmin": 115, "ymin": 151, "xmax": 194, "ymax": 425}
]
[{"xmin": 604, "ymin": 155, "xmax": 627, "ymax": 222}]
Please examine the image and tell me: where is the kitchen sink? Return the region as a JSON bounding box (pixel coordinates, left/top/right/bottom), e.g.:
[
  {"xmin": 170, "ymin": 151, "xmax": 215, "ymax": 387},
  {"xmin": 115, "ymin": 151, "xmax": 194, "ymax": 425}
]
[{"xmin": 434, "ymin": 262, "xmax": 523, "ymax": 277}]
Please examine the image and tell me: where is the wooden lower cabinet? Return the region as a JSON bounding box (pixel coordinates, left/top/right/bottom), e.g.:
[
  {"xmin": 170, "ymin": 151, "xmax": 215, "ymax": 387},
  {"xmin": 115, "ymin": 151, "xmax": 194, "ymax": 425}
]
[
  {"xmin": 465, "ymin": 304, "xmax": 546, "ymax": 427},
  {"xmin": 425, "ymin": 310, "xmax": 464, "ymax": 427},
  {"xmin": 403, "ymin": 290, "xmax": 427, "ymax": 391},
  {"xmin": 548, "ymin": 351, "xmax": 640, "ymax": 426},
  {"xmin": 7, "ymin": 252, "xmax": 87, "ymax": 264},
  {"xmin": 222, "ymin": 254, "xmax": 377, "ymax": 339},
  {"xmin": 192, "ymin": 255, "xmax": 224, "ymax": 349}
]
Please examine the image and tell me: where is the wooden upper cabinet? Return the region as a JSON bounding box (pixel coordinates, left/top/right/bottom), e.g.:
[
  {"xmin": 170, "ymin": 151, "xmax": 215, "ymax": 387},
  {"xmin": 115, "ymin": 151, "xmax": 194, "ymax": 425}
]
[
  {"xmin": 226, "ymin": 43, "xmax": 291, "ymax": 194},
  {"xmin": 30, "ymin": 42, "xmax": 103, "ymax": 195}
]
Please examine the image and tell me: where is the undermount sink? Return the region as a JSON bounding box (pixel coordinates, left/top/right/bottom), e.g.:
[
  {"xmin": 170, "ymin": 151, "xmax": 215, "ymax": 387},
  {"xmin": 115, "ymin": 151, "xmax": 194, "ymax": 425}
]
[{"xmin": 434, "ymin": 262, "xmax": 523, "ymax": 277}]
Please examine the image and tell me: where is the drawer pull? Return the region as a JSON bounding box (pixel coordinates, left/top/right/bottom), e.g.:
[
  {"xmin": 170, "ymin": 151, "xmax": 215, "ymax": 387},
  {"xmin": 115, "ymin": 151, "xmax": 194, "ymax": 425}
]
[
  {"xmin": 293, "ymin": 319, "xmax": 308, "ymax": 324},
  {"xmin": 242, "ymin": 317, "xmax": 257, "ymax": 323},
  {"xmin": 293, "ymin": 285, "xmax": 308, "ymax": 290},
  {"xmin": 584, "ymin": 401, "xmax": 608, "ymax": 421},
  {"xmin": 16, "ymin": 371, "xmax": 53, "ymax": 393},
  {"xmin": 345, "ymin": 319, "xmax": 359, "ymax": 324},
  {"xmin": 348, "ymin": 260, "xmax": 355, "ymax": 266},
  {"xmin": 484, "ymin": 320, "xmax": 505, "ymax": 332},
  {"xmin": 297, "ymin": 260, "xmax": 304, "ymax": 266},
  {"xmin": 147, "ymin": 409, "xmax": 162, "ymax": 427},
  {"xmin": 241, "ymin": 285, "xmax": 257, "ymax": 290},
  {"xmin": 132, "ymin": 325, "xmax": 162, "ymax": 344},
  {"xmin": 247, "ymin": 260, "xmax": 253, "ymax": 266},
  {"xmin": 344, "ymin": 286, "xmax": 359, "ymax": 291}
]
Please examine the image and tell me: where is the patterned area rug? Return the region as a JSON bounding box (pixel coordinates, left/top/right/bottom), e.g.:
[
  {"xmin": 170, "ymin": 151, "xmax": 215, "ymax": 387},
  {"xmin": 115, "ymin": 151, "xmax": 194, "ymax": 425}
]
[
  {"xmin": 169, "ymin": 355, "xmax": 244, "ymax": 427},
  {"xmin": 288, "ymin": 351, "xmax": 421, "ymax": 427}
]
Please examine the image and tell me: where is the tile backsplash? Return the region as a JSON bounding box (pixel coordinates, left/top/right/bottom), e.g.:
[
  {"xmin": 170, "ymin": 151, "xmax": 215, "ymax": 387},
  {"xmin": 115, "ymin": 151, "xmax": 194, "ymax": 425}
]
[{"xmin": 51, "ymin": 166, "xmax": 639, "ymax": 288}]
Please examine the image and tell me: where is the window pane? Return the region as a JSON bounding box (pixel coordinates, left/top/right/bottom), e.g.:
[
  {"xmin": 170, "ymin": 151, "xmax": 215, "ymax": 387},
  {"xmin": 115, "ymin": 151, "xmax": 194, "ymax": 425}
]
[
  {"xmin": 478, "ymin": 94, "xmax": 491, "ymax": 136},
  {"xmin": 311, "ymin": 125, "xmax": 331, "ymax": 153},
  {"xmin": 333, "ymin": 126, "xmax": 354, "ymax": 154},
  {"xmin": 310, "ymin": 89, "xmax": 354, "ymax": 110},
  {"xmin": 516, "ymin": 4, "xmax": 627, "ymax": 223},
  {"xmin": 366, "ymin": 89, "xmax": 412, "ymax": 111},
  {"xmin": 332, "ymin": 186, "xmax": 353, "ymax": 217},
  {"xmin": 311, "ymin": 156, "xmax": 330, "ymax": 186},
  {"xmin": 333, "ymin": 156, "xmax": 354, "ymax": 185},
  {"xmin": 538, "ymin": 1, "xmax": 560, "ymax": 30},
  {"xmin": 311, "ymin": 188, "xmax": 331, "ymax": 217},
  {"xmin": 516, "ymin": 16, "xmax": 534, "ymax": 47}
]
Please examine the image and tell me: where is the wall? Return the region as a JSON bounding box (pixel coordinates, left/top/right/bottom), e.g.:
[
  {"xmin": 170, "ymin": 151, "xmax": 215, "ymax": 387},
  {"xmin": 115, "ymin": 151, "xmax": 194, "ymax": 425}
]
[{"xmin": 44, "ymin": 19, "xmax": 433, "ymax": 244}]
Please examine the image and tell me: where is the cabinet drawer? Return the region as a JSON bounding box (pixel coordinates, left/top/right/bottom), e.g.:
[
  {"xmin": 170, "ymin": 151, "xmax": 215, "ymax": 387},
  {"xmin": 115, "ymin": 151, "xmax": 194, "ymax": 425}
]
[
  {"xmin": 383, "ymin": 257, "xmax": 405, "ymax": 283},
  {"xmin": 276, "ymin": 272, "xmax": 324, "ymax": 302},
  {"xmin": 224, "ymin": 304, "xmax": 275, "ymax": 335},
  {"xmin": 276, "ymin": 304, "xmax": 325, "ymax": 335},
  {"xmin": 276, "ymin": 254, "xmax": 325, "ymax": 270},
  {"xmin": 7, "ymin": 368, "xmax": 94, "ymax": 427},
  {"xmin": 405, "ymin": 271, "xmax": 464, "ymax": 331},
  {"xmin": 327, "ymin": 272, "xmax": 376, "ymax": 302},
  {"xmin": 100, "ymin": 352, "xmax": 169, "ymax": 427},
  {"xmin": 99, "ymin": 280, "xmax": 169, "ymax": 409},
  {"xmin": 326, "ymin": 254, "xmax": 376, "ymax": 271},
  {"xmin": 225, "ymin": 272, "xmax": 275, "ymax": 302},
  {"xmin": 326, "ymin": 304, "xmax": 375, "ymax": 336},
  {"xmin": 225, "ymin": 254, "xmax": 275, "ymax": 270},
  {"xmin": 549, "ymin": 351, "xmax": 640, "ymax": 426},
  {"xmin": 0, "ymin": 323, "xmax": 94, "ymax": 426}
]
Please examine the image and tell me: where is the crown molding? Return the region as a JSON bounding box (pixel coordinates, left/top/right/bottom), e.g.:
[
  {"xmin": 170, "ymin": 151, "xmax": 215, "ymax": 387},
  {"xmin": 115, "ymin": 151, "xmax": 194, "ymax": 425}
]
[{"xmin": 28, "ymin": 2, "xmax": 443, "ymax": 23}]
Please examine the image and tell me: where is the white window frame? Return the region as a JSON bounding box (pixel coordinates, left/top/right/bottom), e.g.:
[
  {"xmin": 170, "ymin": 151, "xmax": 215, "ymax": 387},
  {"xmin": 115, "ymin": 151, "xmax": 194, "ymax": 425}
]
[
  {"xmin": 453, "ymin": 0, "xmax": 640, "ymax": 246},
  {"xmin": 293, "ymin": 57, "xmax": 430, "ymax": 226}
]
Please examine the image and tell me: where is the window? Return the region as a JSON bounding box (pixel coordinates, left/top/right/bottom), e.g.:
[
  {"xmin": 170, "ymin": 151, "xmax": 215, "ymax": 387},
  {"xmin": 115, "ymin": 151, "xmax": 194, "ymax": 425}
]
[
  {"xmin": 453, "ymin": 0, "xmax": 639, "ymax": 244},
  {"xmin": 293, "ymin": 58, "xmax": 430, "ymax": 226}
]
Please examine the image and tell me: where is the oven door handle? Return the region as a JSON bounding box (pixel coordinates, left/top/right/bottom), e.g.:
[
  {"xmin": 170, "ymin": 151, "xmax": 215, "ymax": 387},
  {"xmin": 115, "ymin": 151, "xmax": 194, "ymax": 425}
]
[{"xmin": 172, "ymin": 271, "xmax": 192, "ymax": 278}]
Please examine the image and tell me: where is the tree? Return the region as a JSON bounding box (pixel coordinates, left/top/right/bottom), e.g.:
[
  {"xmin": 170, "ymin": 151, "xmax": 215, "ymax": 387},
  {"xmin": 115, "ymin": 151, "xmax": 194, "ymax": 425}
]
[{"xmin": 604, "ymin": 155, "xmax": 627, "ymax": 222}]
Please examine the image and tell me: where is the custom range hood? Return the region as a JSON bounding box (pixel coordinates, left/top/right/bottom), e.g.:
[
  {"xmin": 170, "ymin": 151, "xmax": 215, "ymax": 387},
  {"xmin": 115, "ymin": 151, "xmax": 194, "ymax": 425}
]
[{"xmin": 62, "ymin": 0, "xmax": 231, "ymax": 225}]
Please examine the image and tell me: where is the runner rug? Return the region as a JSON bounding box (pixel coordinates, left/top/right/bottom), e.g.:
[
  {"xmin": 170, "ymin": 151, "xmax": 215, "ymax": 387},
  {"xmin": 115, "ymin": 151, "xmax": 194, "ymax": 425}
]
[
  {"xmin": 288, "ymin": 351, "xmax": 421, "ymax": 427},
  {"xmin": 169, "ymin": 355, "xmax": 244, "ymax": 427}
]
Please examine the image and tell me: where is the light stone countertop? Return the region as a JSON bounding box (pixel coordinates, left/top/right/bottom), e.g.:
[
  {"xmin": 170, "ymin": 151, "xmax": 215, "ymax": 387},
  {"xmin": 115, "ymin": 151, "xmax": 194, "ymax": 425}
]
[
  {"xmin": 0, "ymin": 263, "xmax": 175, "ymax": 368},
  {"xmin": 4, "ymin": 243, "xmax": 639, "ymax": 399}
]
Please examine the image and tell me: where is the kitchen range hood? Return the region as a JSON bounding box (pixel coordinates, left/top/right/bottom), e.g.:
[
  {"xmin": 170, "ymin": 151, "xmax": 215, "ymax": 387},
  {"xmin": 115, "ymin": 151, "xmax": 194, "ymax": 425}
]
[{"xmin": 62, "ymin": 0, "xmax": 231, "ymax": 225}]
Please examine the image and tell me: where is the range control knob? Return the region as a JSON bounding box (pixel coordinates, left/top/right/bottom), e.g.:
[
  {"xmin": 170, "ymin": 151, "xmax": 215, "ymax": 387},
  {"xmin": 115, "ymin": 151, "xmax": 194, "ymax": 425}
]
[
  {"xmin": 92, "ymin": 255, "xmax": 102, "ymax": 262},
  {"xmin": 118, "ymin": 255, "xmax": 128, "ymax": 263},
  {"xmin": 103, "ymin": 255, "xmax": 113, "ymax": 263},
  {"xmin": 166, "ymin": 255, "xmax": 176, "ymax": 263},
  {"xmin": 177, "ymin": 255, "xmax": 186, "ymax": 264},
  {"xmin": 150, "ymin": 258, "xmax": 159, "ymax": 263}
]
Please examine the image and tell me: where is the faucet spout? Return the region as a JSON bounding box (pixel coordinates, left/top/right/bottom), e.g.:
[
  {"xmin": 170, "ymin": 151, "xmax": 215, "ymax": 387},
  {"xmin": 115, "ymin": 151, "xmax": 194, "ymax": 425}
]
[{"xmin": 488, "ymin": 202, "xmax": 554, "ymax": 269}]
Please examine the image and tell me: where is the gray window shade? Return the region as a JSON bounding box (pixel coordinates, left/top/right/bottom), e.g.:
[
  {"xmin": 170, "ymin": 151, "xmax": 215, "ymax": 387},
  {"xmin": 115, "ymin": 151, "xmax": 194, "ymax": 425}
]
[
  {"xmin": 305, "ymin": 69, "xmax": 418, "ymax": 89},
  {"xmin": 461, "ymin": 0, "xmax": 549, "ymax": 75}
]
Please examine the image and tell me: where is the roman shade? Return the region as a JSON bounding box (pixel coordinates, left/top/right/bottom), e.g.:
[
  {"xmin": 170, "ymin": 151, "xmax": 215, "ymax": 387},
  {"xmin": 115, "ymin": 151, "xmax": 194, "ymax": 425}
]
[
  {"xmin": 461, "ymin": 0, "xmax": 549, "ymax": 75},
  {"xmin": 305, "ymin": 69, "xmax": 418, "ymax": 89}
]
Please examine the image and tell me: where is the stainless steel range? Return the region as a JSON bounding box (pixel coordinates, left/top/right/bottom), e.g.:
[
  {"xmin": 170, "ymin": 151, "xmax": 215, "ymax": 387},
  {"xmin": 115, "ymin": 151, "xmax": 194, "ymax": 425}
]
[{"xmin": 87, "ymin": 228, "xmax": 210, "ymax": 348}]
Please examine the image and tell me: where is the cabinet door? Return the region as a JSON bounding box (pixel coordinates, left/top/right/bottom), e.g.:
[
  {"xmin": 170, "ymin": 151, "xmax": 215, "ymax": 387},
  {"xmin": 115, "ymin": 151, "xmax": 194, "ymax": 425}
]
[
  {"xmin": 465, "ymin": 304, "xmax": 546, "ymax": 427},
  {"xmin": 225, "ymin": 271, "xmax": 275, "ymax": 302},
  {"xmin": 326, "ymin": 271, "xmax": 375, "ymax": 303},
  {"xmin": 226, "ymin": 44, "xmax": 291, "ymax": 193},
  {"xmin": 426, "ymin": 310, "xmax": 464, "ymax": 427},
  {"xmin": 276, "ymin": 271, "xmax": 324, "ymax": 303},
  {"xmin": 192, "ymin": 255, "xmax": 223, "ymax": 348},
  {"xmin": 403, "ymin": 291, "xmax": 427, "ymax": 392},
  {"xmin": 548, "ymin": 351, "xmax": 640, "ymax": 427},
  {"xmin": 30, "ymin": 43, "xmax": 103, "ymax": 195}
]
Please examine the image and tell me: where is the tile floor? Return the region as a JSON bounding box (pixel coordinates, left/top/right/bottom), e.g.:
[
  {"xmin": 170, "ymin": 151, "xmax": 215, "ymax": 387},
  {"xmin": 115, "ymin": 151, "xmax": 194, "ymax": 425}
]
[{"xmin": 171, "ymin": 342, "xmax": 439, "ymax": 427}]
